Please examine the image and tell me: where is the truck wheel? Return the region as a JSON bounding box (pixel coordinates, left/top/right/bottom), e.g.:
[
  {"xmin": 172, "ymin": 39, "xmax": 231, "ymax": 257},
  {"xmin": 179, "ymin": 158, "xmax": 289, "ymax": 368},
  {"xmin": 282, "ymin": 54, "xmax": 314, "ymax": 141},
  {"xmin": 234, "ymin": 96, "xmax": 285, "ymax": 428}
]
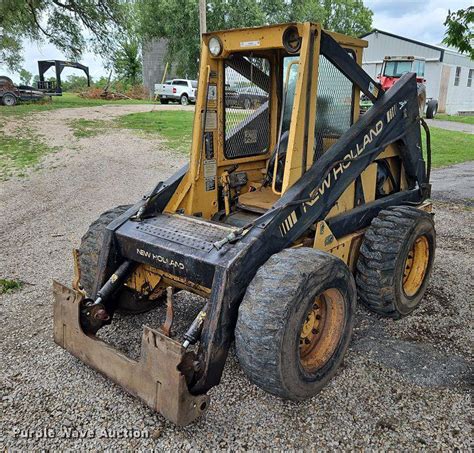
[
  {"xmin": 356, "ymin": 206, "xmax": 435, "ymax": 319},
  {"xmin": 426, "ymin": 100, "xmax": 438, "ymax": 119},
  {"xmin": 235, "ymin": 248, "xmax": 356, "ymax": 400},
  {"xmin": 180, "ymin": 94, "xmax": 189, "ymax": 106},
  {"xmin": 417, "ymin": 84, "xmax": 426, "ymax": 117},
  {"xmin": 160, "ymin": 97, "xmax": 169, "ymax": 104},
  {"xmin": 2, "ymin": 93, "xmax": 17, "ymax": 106},
  {"xmin": 243, "ymin": 98, "xmax": 252, "ymax": 110},
  {"xmin": 79, "ymin": 205, "xmax": 163, "ymax": 314}
]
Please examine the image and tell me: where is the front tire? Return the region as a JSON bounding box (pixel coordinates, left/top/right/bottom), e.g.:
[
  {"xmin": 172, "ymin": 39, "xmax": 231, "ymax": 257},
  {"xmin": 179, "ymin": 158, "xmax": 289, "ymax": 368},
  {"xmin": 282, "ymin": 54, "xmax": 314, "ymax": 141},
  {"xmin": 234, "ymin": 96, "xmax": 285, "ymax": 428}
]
[
  {"xmin": 356, "ymin": 206, "xmax": 436, "ymax": 319},
  {"xmin": 236, "ymin": 248, "xmax": 356, "ymax": 400},
  {"xmin": 78, "ymin": 205, "xmax": 163, "ymax": 314}
]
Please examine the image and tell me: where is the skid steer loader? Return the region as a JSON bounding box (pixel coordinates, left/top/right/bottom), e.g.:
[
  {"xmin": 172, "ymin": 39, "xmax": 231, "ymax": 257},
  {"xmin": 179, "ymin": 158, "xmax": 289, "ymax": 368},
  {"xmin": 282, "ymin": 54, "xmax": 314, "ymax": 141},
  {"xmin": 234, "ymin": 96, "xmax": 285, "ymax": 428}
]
[{"xmin": 53, "ymin": 23, "xmax": 435, "ymax": 425}]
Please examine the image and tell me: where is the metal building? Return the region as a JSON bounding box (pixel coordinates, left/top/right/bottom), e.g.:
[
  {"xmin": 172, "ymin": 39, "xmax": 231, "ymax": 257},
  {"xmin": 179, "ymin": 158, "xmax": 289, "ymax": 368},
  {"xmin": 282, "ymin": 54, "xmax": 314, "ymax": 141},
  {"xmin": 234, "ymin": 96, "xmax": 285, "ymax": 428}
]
[
  {"xmin": 142, "ymin": 39, "xmax": 176, "ymax": 98},
  {"xmin": 361, "ymin": 29, "xmax": 474, "ymax": 115}
]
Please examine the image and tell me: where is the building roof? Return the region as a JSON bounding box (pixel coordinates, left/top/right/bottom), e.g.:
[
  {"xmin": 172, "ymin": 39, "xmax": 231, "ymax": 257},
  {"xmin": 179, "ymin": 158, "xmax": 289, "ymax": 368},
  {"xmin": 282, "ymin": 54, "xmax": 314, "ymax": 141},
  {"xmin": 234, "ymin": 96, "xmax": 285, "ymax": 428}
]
[{"xmin": 360, "ymin": 29, "xmax": 444, "ymax": 53}]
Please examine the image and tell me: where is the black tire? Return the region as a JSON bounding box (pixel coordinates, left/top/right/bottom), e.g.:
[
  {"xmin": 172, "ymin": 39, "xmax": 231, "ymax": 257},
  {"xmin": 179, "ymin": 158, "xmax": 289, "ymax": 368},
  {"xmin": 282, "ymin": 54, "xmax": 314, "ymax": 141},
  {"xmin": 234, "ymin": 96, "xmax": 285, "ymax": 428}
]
[
  {"xmin": 2, "ymin": 93, "xmax": 17, "ymax": 106},
  {"xmin": 417, "ymin": 84, "xmax": 427, "ymax": 117},
  {"xmin": 79, "ymin": 205, "xmax": 163, "ymax": 314},
  {"xmin": 235, "ymin": 248, "xmax": 356, "ymax": 400},
  {"xmin": 180, "ymin": 94, "xmax": 189, "ymax": 106},
  {"xmin": 356, "ymin": 206, "xmax": 436, "ymax": 319},
  {"xmin": 160, "ymin": 98, "xmax": 169, "ymax": 104},
  {"xmin": 426, "ymin": 100, "xmax": 438, "ymax": 119}
]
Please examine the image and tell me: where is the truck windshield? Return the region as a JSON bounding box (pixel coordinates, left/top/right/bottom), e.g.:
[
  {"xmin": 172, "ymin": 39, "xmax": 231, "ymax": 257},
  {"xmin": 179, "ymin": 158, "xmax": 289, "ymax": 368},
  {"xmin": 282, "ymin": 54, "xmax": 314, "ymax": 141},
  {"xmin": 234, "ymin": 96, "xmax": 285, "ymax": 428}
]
[{"xmin": 383, "ymin": 61, "xmax": 413, "ymax": 77}]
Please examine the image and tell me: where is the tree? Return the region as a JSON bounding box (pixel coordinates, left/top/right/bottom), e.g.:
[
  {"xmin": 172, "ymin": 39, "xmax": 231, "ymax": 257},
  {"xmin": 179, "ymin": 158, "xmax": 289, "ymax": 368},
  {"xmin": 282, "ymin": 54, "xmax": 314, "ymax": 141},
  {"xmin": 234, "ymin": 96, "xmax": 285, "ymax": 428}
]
[
  {"xmin": 113, "ymin": 37, "xmax": 143, "ymax": 86},
  {"xmin": 0, "ymin": 0, "xmax": 127, "ymax": 71},
  {"xmin": 138, "ymin": 0, "xmax": 373, "ymax": 77},
  {"xmin": 61, "ymin": 74, "xmax": 92, "ymax": 92},
  {"xmin": 19, "ymin": 68, "xmax": 33, "ymax": 86},
  {"xmin": 443, "ymin": 7, "xmax": 474, "ymax": 59}
]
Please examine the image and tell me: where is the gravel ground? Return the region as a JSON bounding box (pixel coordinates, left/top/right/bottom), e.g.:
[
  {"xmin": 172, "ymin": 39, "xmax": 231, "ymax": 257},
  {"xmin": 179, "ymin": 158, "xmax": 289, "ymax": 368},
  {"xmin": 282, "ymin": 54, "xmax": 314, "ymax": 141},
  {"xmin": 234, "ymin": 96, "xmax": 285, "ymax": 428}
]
[{"xmin": 1, "ymin": 106, "xmax": 472, "ymax": 449}]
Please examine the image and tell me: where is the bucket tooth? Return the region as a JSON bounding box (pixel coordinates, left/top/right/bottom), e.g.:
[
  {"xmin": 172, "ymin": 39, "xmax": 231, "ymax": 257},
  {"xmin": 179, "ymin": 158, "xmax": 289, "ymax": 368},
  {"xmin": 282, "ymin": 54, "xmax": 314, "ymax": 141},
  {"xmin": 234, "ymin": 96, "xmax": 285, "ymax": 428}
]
[{"xmin": 53, "ymin": 280, "xmax": 209, "ymax": 425}]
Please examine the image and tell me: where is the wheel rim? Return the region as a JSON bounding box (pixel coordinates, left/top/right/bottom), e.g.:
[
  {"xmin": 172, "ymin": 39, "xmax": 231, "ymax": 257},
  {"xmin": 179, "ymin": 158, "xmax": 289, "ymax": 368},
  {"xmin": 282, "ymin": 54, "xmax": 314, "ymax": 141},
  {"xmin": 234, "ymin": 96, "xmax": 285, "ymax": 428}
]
[
  {"xmin": 244, "ymin": 99, "xmax": 251, "ymax": 109},
  {"xmin": 299, "ymin": 289, "xmax": 345, "ymax": 373},
  {"xmin": 402, "ymin": 235, "xmax": 430, "ymax": 297},
  {"xmin": 181, "ymin": 96, "xmax": 188, "ymax": 105},
  {"xmin": 4, "ymin": 95, "xmax": 15, "ymax": 105}
]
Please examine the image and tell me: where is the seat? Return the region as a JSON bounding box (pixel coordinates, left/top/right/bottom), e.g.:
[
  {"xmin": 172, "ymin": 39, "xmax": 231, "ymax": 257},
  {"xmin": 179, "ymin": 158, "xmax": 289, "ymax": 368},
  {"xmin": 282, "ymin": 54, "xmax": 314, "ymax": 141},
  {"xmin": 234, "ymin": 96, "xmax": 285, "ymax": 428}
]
[{"xmin": 237, "ymin": 186, "xmax": 280, "ymax": 214}]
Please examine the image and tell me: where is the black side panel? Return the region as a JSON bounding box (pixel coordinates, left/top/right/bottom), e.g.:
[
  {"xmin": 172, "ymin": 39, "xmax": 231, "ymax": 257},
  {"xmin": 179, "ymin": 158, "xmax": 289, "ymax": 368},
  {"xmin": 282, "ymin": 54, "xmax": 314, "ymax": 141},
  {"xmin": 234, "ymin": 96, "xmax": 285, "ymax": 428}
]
[{"xmin": 92, "ymin": 164, "xmax": 188, "ymax": 296}]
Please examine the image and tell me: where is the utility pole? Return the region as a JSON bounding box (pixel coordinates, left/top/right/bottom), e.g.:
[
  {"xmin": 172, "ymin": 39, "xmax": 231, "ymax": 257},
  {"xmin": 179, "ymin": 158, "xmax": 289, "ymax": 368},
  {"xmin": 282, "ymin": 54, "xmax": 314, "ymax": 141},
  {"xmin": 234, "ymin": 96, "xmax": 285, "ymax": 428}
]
[{"xmin": 199, "ymin": 0, "xmax": 207, "ymax": 36}]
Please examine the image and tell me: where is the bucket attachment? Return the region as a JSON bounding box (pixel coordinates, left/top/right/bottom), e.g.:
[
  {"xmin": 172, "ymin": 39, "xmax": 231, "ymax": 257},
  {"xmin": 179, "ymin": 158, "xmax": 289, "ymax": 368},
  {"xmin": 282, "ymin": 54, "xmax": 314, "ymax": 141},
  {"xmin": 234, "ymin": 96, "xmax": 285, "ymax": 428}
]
[{"xmin": 52, "ymin": 280, "xmax": 209, "ymax": 425}]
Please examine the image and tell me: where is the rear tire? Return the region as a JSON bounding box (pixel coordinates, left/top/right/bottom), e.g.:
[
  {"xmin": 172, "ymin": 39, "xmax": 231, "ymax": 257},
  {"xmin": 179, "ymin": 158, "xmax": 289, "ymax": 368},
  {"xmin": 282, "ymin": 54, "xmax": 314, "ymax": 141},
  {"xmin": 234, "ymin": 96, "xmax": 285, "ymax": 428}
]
[
  {"xmin": 180, "ymin": 94, "xmax": 189, "ymax": 106},
  {"xmin": 426, "ymin": 100, "xmax": 438, "ymax": 119},
  {"xmin": 236, "ymin": 248, "xmax": 356, "ymax": 400},
  {"xmin": 2, "ymin": 93, "xmax": 17, "ymax": 106},
  {"xmin": 356, "ymin": 206, "xmax": 436, "ymax": 319},
  {"xmin": 160, "ymin": 98, "xmax": 169, "ymax": 104},
  {"xmin": 79, "ymin": 205, "xmax": 163, "ymax": 314}
]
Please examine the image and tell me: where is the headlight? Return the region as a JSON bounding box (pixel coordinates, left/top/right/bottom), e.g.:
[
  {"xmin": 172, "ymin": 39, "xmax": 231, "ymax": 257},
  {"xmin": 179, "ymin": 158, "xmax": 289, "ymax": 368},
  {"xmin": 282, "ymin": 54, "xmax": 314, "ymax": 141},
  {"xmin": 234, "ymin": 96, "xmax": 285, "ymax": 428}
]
[{"xmin": 208, "ymin": 37, "xmax": 222, "ymax": 57}]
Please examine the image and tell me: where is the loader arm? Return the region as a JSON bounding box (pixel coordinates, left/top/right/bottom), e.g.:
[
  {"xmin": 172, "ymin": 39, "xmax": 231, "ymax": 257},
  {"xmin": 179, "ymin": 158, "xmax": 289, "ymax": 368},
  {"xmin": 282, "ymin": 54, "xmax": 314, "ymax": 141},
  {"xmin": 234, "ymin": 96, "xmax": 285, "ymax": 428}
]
[{"xmin": 192, "ymin": 71, "xmax": 429, "ymax": 393}]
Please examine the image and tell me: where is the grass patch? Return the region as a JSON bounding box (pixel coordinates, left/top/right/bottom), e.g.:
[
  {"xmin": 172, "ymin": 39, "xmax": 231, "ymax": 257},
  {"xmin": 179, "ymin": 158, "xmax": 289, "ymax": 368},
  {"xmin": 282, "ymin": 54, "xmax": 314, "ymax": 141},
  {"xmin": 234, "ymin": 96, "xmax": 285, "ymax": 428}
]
[
  {"xmin": 435, "ymin": 114, "xmax": 474, "ymax": 125},
  {"xmin": 0, "ymin": 93, "xmax": 155, "ymax": 119},
  {"xmin": 423, "ymin": 127, "xmax": 474, "ymax": 168},
  {"xmin": 0, "ymin": 278, "xmax": 22, "ymax": 294},
  {"xmin": 0, "ymin": 131, "xmax": 57, "ymax": 179},
  {"xmin": 69, "ymin": 118, "xmax": 108, "ymax": 138},
  {"xmin": 117, "ymin": 110, "xmax": 194, "ymax": 152}
]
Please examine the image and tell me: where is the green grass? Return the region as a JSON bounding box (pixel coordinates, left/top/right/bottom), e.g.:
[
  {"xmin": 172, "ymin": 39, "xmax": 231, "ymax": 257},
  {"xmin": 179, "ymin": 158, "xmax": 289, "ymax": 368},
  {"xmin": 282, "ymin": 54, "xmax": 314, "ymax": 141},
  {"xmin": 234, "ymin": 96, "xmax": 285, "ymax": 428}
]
[
  {"xmin": 0, "ymin": 278, "xmax": 22, "ymax": 294},
  {"xmin": 117, "ymin": 110, "xmax": 194, "ymax": 152},
  {"xmin": 69, "ymin": 118, "xmax": 108, "ymax": 138},
  {"xmin": 435, "ymin": 114, "xmax": 474, "ymax": 125},
  {"xmin": 424, "ymin": 127, "xmax": 474, "ymax": 168},
  {"xmin": 0, "ymin": 131, "xmax": 57, "ymax": 179},
  {"xmin": 0, "ymin": 92, "xmax": 155, "ymax": 118}
]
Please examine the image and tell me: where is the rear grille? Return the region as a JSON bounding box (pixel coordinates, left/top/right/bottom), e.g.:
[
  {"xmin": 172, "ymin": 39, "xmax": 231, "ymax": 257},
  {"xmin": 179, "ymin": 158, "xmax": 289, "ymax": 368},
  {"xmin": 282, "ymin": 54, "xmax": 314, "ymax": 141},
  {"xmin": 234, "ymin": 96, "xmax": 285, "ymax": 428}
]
[{"xmin": 135, "ymin": 215, "xmax": 234, "ymax": 252}]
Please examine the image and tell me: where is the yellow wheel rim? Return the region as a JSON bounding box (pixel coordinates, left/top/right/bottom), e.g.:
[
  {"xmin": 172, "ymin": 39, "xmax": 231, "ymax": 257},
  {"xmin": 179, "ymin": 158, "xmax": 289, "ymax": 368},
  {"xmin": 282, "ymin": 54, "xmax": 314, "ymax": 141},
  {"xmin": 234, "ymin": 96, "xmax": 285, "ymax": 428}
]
[
  {"xmin": 299, "ymin": 289, "xmax": 344, "ymax": 373},
  {"xmin": 403, "ymin": 235, "xmax": 430, "ymax": 297}
]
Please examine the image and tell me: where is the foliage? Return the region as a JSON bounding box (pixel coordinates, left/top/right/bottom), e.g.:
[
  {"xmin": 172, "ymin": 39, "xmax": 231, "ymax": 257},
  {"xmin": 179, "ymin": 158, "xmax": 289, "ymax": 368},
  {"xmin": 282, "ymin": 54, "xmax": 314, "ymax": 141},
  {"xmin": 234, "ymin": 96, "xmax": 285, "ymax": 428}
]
[
  {"xmin": 19, "ymin": 68, "xmax": 33, "ymax": 86},
  {"xmin": 421, "ymin": 127, "xmax": 474, "ymax": 168},
  {"xmin": 68, "ymin": 118, "xmax": 108, "ymax": 138},
  {"xmin": 0, "ymin": 93, "xmax": 155, "ymax": 119},
  {"xmin": 113, "ymin": 37, "xmax": 143, "ymax": 86},
  {"xmin": 61, "ymin": 75, "xmax": 92, "ymax": 92},
  {"xmin": 138, "ymin": 0, "xmax": 373, "ymax": 77},
  {"xmin": 117, "ymin": 110, "xmax": 194, "ymax": 152},
  {"xmin": 443, "ymin": 7, "xmax": 474, "ymax": 59},
  {"xmin": 435, "ymin": 114, "xmax": 474, "ymax": 125},
  {"xmin": 0, "ymin": 130, "xmax": 57, "ymax": 180},
  {"xmin": 0, "ymin": 0, "xmax": 127, "ymax": 70},
  {"xmin": 0, "ymin": 278, "xmax": 23, "ymax": 294}
]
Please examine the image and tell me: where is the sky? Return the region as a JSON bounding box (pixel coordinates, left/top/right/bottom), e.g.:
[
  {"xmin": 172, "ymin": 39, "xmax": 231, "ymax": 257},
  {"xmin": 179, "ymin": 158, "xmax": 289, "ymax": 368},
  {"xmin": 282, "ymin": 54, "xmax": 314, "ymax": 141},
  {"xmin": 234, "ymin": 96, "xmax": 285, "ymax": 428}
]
[{"xmin": 1, "ymin": 0, "xmax": 472, "ymax": 84}]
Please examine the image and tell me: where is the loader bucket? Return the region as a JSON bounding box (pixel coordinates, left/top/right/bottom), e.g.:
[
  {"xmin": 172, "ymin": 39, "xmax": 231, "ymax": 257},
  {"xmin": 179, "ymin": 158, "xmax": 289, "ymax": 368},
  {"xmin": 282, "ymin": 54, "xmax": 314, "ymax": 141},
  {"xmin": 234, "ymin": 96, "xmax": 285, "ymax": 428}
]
[{"xmin": 52, "ymin": 280, "xmax": 209, "ymax": 425}]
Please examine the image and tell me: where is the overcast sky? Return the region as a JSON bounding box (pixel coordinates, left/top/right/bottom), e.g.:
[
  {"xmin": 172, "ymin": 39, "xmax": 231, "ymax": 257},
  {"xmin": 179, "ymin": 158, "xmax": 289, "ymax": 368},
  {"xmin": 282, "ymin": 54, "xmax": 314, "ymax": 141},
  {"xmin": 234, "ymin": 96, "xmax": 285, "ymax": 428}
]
[{"xmin": 1, "ymin": 0, "xmax": 472, "ymax": 83}]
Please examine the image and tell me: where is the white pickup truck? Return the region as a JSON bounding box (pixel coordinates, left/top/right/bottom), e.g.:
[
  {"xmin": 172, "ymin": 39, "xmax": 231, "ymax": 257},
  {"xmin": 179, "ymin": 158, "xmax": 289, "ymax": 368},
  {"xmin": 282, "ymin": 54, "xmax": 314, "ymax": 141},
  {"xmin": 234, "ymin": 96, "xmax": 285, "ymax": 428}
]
[{"xmin": 154, "ymin": 79, "xmax": 198, "ymax": 105}]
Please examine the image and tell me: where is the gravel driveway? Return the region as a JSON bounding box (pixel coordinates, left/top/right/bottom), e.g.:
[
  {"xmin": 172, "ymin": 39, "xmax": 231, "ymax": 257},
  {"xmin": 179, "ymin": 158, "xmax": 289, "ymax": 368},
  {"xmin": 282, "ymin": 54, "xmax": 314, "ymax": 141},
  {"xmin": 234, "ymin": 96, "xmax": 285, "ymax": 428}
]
[{"xmin": 1, "ymin": 106, "xmax": 472, "ymax": 449}]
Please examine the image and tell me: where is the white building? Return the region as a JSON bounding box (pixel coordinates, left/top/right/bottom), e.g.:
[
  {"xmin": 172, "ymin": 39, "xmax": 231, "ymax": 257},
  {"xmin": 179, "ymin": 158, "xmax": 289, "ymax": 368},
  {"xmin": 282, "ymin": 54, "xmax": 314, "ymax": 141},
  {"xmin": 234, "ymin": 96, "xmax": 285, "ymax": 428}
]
[{"xmin": 361, "ymin": 29, "xmax": 474, "ymax": 115}]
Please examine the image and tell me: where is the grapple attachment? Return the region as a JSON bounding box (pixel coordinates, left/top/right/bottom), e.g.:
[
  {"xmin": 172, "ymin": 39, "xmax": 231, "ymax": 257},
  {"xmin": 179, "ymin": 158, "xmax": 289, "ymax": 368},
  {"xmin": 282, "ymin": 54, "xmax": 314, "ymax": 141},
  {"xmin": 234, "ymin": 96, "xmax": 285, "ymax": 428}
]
[{"xmin": 52, "ymin": 281, "xmax": 209, "ymax": 425}]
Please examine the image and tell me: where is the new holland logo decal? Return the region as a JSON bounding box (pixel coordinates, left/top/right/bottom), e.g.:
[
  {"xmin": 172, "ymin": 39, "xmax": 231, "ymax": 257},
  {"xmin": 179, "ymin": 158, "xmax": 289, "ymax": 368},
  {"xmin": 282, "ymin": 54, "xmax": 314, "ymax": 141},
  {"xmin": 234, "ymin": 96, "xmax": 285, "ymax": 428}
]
[{"xmin": 278, "ymin": 119, "xmax": 385, "ymax": 237}]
